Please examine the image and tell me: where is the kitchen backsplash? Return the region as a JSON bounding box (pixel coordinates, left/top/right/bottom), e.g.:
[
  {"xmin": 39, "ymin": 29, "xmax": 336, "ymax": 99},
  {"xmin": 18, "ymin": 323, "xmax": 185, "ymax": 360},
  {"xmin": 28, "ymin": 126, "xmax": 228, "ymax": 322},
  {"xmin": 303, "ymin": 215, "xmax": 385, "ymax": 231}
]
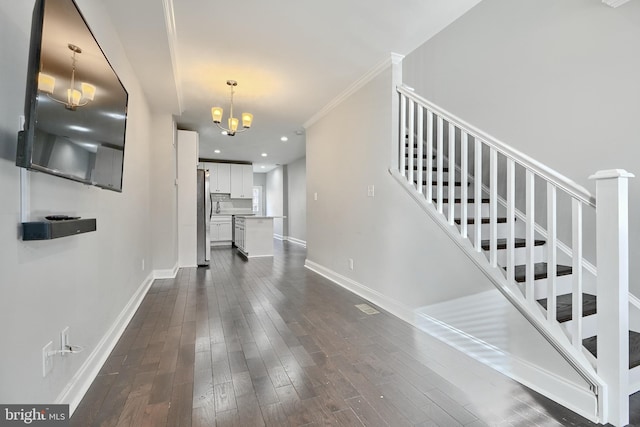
[{"xmin": 211, "ymin": 193, "xmax": 252, "ymax": 213}]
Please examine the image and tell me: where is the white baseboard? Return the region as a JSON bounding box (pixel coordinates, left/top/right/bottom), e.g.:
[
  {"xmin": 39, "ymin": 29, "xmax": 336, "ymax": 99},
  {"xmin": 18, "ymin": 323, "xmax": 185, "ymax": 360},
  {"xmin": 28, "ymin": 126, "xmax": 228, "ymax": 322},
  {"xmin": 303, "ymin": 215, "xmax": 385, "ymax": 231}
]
[
  {"xmin": 303, "ymin": 259, "xmax": 414, "ymax": 325},
  {"xmin": 285, "ymin": 236, "xmax": 307, "ymax": 247},
  {"xmin": 153, "ymin": 263, "xmax": 179, "ymax": 279},
  {"xmin": 273, "ymin": 233, "xmax": 284, "ymax": 241},
  {"xmin": 55, "ymin": 271, "xmax": 155, "ymax": 415},
  {"xmin": 303, "ymin": 259, "xmax": 599, "ymax": 424}
]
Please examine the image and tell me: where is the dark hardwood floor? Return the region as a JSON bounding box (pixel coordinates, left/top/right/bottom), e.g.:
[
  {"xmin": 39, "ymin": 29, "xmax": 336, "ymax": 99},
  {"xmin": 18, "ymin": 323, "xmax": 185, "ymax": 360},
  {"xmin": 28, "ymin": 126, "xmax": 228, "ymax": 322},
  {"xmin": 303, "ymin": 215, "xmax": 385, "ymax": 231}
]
[{"xmin": 71, "ymin": 241, "xmax": 638, "ymax": 426}]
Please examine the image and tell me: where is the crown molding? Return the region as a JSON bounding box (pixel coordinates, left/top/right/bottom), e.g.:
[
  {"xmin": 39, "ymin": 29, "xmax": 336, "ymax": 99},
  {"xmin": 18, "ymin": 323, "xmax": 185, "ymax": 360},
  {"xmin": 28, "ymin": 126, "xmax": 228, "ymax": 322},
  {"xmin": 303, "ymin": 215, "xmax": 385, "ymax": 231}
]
[
  {"xmin": 162, "ymin": 0, "xmax": 184, "ymax": 114},
  {"xmin": 304, "ymin": 52, "xmax": 405, "ymax": 129}
]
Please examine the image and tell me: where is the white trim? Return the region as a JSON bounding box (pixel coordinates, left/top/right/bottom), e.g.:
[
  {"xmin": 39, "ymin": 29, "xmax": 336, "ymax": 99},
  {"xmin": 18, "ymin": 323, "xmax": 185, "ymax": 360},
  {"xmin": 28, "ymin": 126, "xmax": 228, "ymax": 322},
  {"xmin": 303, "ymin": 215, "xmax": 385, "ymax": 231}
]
[
  {"xmin": 285, "ymin": 236, "xmax": 307, "ymax": 247},
  {"xmin": 304, "ymin": 260, "xmax": 415, "ymax": 325},
  {"xmin": 161, "ymin": 0, "xmax": 183, "ymax": 113},
  {"xmin": 273, "ymin": 233, "xmax": 285, "ymax": 241},
  {"xmin": 304, "ymin": 53, "xmax": 404, "ymax": 129},
  {"xmin": 416, "ymin": 311, "xmax": 600, "ymax": 423},
  {"xmin": 56, "ymin": 272, "xmax": 155, "ymax": 415},
  {"xmin": 153, "ymin": 263, "xmax": 179, "ymax": 279}
]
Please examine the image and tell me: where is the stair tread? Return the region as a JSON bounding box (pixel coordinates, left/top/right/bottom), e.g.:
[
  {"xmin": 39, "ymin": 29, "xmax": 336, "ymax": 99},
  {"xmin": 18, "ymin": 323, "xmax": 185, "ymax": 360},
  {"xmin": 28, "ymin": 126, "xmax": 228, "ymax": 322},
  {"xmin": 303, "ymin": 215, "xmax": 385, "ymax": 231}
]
[
  {"xmin": 510, "ymin": 262, "xmax": 573, "ymax": 283},
  {"xmin": 583, "ymin": 331, "xmax": 640, "ymax": 369},
  {"xmin": 432, "ymin": 181, "xmax": 470, "ymax": 187},
  {"xmin": 434, "ymin": 198, "xmax": 491, "ymax": 204},
  {"xmin": 454, "ymin": 217, "xmax": 509, "ymax": 225},
  {"xmin": 405, "ymin": 166, "xmax": 449, "ymax": 172},
  {"xmin": 537, "ymin": 293, "xmax": 596, "ymax": 323},
  {"xmin": 480, "ymin": 238, "xmax": 546, "ymax": 251}
]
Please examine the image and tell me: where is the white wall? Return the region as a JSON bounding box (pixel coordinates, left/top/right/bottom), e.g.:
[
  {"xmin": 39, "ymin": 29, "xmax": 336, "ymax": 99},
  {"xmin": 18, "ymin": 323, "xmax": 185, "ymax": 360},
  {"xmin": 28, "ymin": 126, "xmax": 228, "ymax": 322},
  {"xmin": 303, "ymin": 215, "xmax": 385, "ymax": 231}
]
[
  {"xmin": 402, "ymin": 0, "xmax": 640, "ymax": 293},
  {"xmin": 306, "ymin": 65, "xmax": 495, "ymax": 316},
  {"xmin": 0, "ymin": 0, "xmax": 163, "ymax": 407},
  {"xmin": 266, "ymin": 166, "xmax": 284, "ymax": 237},
  {"xmin": 150, "ymin": 114, "xmax": 178, "ymax": 273},
  {"xmin": 177, "ymin": 130, "xmax": 198, "ymax": 267},
  {"xmin": 286, "ymin": 157, "xmax": 307, "ymax": 243}
]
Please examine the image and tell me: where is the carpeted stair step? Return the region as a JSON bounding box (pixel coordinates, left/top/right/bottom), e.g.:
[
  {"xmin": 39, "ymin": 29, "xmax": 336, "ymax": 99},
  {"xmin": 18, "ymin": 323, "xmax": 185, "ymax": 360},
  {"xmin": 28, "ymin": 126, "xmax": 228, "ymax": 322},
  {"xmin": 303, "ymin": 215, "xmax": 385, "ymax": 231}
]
[
  {"xmin": 481, "ymin": 238, "xmax": 546, "ymax": 251},
  {"xmin": 537, "ymin": 293, "xmax": 596, "ymax": 323},
  {"xmin": 454, "ymin": 217, "xmax": 508, "ymax": 225},
  {"xmin": 583, "ymin": 331, "xmax": 640, "ymax": 369},
  {"xmin": 510, "ymin": 262, "xmax": 572, "ymax": 283}
]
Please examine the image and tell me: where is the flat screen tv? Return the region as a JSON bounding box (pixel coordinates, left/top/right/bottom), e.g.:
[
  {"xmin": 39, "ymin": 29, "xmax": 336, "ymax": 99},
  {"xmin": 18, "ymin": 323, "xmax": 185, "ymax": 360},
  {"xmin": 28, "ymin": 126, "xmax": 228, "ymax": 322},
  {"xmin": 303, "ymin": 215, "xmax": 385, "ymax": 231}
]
[{"xmin": 16, "ymin": 0, "xmax": 128, "ymax": 192}]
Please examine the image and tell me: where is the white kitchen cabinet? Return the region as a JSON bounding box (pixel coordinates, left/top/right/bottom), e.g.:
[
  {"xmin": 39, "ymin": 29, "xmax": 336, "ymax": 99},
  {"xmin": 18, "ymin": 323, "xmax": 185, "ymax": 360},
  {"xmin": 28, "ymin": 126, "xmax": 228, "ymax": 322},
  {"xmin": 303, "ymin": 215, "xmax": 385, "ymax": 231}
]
[
  {"xmin": 230, "ymin": 164, "xmax": 253, "ymax": 199},
  {"xmin": 207, "ymin": 162, "xmax": 231, "ymax": 193},
  {"xmin": 211, "ymin": 215, "xmax": 232, "ymax": 244}
]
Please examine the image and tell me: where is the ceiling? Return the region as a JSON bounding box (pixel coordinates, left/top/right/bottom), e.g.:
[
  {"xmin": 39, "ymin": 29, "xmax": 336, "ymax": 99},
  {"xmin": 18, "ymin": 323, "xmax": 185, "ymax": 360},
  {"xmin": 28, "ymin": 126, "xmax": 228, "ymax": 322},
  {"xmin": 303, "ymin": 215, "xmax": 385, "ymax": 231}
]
[{"xmin": 102, "ymin": 0, "xmax": 482, "ymax": 172}]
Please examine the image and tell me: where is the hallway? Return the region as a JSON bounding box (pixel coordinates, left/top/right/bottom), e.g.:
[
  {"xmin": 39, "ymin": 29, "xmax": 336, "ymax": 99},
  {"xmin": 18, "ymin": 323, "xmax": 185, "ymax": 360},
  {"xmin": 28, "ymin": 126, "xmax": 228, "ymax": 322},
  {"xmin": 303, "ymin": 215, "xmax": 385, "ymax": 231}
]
[{"xmin": 71, "ymin": 242, "xmax": 604, "ymax": 426}]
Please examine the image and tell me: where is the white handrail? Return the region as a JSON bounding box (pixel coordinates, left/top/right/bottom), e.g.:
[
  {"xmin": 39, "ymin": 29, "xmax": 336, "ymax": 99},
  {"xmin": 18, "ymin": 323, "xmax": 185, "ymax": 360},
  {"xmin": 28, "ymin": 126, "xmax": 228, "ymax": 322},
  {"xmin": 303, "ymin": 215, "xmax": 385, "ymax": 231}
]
[{"xmin": 397, "ymin": 85, "xmax": 595, "ymax": 207}]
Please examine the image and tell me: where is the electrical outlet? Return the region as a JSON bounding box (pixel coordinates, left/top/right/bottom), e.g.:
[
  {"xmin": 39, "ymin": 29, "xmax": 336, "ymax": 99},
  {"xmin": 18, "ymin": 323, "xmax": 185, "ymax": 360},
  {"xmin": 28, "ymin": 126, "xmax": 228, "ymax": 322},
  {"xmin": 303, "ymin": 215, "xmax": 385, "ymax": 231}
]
[
  {"xmin": 141, "ymin": 259, "xmax": 145, "ymax": 271},
  {"xmin": 60, "ymin": 327, "xmax": 70, "ymax": 356},
  {"xmin": 314, "ymin": 192, "xmax": 318, "ymax": 201},
  {"xmin": 349, "ymin": 258, "xmax": 354, "ymax": 270},
  {"xmin": 42, "ymin": 341, "xmax": 53, "ymax": 377},
  {"xmin": 367, "ymin": 185, "xmax": 375, "ymax": 197}
]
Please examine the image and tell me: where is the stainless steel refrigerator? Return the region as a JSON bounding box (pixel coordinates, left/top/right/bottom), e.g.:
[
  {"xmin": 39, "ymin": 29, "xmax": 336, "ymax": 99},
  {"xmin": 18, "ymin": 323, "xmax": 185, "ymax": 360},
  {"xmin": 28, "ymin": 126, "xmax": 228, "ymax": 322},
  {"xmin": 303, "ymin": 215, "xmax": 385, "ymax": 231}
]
[{"xmin": 196, "ymin": 168, "xmax": 211, "ymax": 266}]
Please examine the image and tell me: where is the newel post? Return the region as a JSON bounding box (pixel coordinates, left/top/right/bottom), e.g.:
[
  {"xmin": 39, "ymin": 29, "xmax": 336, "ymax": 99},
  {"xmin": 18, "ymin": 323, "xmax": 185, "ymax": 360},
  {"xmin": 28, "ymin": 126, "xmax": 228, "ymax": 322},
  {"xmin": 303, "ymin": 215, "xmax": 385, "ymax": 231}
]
[{"xmin": 589, "ymin": 169, "xmax": 634, "ymax": 426}]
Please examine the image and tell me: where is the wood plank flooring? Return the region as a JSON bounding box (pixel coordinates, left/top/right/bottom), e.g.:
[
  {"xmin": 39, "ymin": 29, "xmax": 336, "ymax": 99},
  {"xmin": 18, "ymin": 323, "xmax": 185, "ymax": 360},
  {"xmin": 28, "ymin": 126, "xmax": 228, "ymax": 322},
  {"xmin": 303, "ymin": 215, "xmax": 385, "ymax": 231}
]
[{"xmin": 71, "ymin": 241, "xmax": 637, "ymax": 426}]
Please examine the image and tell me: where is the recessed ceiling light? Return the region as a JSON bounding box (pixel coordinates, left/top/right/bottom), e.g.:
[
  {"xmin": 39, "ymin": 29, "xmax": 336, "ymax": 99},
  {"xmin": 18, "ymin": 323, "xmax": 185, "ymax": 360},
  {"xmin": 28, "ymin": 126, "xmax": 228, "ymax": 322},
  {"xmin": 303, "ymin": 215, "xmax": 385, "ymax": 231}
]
[
  {"xmin": 261, "ymin": 166, "xmax": 265, "ymax": 169},
  {"xmin": 280, "ymin": 136, "xmax": 288, "ymax": 142},
  {"xmin": 214, "ymin": 149, "xmax": 221, "ymax": 154},
  {"xmin": 261, "ymin": 153, "xmax": 267, "ymax": 157},
  {"xmin": 221, "ymin": 130, "xmax": 228, "ymax": 135}
]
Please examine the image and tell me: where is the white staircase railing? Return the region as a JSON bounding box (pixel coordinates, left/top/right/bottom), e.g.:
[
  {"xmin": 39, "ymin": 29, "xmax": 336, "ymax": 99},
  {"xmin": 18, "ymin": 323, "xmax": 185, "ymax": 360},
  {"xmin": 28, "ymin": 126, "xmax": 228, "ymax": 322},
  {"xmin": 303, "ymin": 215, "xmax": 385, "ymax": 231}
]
[{"xmin": 392, "ymin": 84, "xmax": 633, "ymax": 426}]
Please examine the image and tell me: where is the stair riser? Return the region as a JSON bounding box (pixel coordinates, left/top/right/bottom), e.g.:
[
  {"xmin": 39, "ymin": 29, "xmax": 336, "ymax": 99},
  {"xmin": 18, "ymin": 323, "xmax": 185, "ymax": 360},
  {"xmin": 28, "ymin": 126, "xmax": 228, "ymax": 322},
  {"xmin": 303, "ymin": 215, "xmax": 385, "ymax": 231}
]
[
  {"xmin": 494, "ymin": 245, "xmax": 546, "ymax": 266},
  {"xmin": 560, "ymin": 314, "xmax": 598, "ymax": 340},
  {"xmin": 464, "ymin": 222, "xmax": 517, "ymax": 239},
  {"xmin": 529, "ymin": 274, "xmax": 574, "ymax": 300}
]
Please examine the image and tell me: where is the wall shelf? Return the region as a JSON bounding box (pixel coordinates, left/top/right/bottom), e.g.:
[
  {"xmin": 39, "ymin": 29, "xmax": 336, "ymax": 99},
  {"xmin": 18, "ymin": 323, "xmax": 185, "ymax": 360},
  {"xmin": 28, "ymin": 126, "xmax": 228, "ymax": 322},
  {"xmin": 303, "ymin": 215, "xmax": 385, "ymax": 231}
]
[{"xmin": 21, "ymin": 218, "xmax": 97, "ymax": 240}]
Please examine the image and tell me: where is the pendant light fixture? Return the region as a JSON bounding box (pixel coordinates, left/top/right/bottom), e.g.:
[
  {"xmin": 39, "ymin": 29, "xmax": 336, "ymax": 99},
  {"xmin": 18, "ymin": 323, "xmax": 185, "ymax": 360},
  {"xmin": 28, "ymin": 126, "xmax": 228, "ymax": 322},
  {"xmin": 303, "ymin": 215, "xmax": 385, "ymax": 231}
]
[
  {"xmin": 38, "ymin": 44, "xmax": 96, "ymax": 111},
  {"xmin": 211, "ymin": 80, "xmax": 253, "ymax": 136}
]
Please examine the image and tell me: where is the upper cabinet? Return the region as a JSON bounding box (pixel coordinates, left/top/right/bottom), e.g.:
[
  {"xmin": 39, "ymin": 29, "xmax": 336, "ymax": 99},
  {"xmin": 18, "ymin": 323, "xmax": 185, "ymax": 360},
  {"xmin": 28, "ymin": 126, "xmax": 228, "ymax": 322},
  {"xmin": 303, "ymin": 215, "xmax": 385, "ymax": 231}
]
[
  {"xmin": 212, "ymin": 163, "xmax": 231, "ymax": 193},
  {"xmin": 230, "ymin": 164, "xmax": 253, "ymax": 199},
  {"xmin": 207, "ymin": 162, "xmax": 231, "ymax": 193}
]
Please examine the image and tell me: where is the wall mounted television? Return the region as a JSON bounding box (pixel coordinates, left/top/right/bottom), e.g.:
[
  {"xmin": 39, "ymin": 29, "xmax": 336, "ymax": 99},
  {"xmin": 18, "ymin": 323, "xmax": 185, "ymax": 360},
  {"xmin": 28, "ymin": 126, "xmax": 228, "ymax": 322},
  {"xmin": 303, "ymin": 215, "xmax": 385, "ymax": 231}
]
[{"xmin": 16, "ymin": 0, "xmax": 128, "ymax": 192}]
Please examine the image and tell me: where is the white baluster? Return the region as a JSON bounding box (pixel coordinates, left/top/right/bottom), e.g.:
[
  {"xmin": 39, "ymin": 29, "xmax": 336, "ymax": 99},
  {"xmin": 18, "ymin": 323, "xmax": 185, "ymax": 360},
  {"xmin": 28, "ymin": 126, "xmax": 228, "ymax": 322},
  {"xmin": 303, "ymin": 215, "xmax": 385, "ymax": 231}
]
[
  {"xmin": 589, "ymin": 169, "xmax": 634, "ymax": 427},
  {"xmin": 571, "ymin": 199, "xmax": 583, "ymax": 349},
  {"xmin": 400, "ymin": 94, "xmax": 406, "ymax": 176},
  {"xmin": 474, "ymin": 139, "xmax": 482, "ymax": 252},
  {"xmin": 448, "ymin": 123, "xmax": 456, "ymax": 225},
  {"xmin": 426, "ymin": 111, "xmax": 433, "ymax": 203},
  {"xmin": 490, "ymin": 149, "xmax": 498, "ymax": 268},
  {"xmin": 506, "ymin": 158, "xmax": 515, "ymax": 283},
  {"xmin": 416, "ymin": 105, "xmax": 424, "ymax": 195},
  {"xmin": 408, "ymin": 100, "xmax": 415, "ymax": 187},
  {"xmin": 525, "ymin": 170, "xmax": 535, "ymax": 304},
  {"xmin": 437, "ymin": 116, "xmax": 444, "ymax": 214},
  {"xmin": 546, "ymin": 183, "xmax": 557, "ymax": 323},
  {"xmin": 460, "ymin": 131, "xmax": 468, "ymax": 239}
]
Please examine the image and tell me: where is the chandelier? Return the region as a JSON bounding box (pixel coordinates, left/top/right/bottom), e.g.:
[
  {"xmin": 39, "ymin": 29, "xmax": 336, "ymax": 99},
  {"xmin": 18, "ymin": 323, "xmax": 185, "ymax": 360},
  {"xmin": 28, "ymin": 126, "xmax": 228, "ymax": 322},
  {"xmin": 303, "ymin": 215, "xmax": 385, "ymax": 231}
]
[
  {"xmin": 38, "ymin": 44, "xmax": 96, "ymax": 111},
  {"xmin": 211, "ymin": 80, "xmax": 253, "ymax": 136}
]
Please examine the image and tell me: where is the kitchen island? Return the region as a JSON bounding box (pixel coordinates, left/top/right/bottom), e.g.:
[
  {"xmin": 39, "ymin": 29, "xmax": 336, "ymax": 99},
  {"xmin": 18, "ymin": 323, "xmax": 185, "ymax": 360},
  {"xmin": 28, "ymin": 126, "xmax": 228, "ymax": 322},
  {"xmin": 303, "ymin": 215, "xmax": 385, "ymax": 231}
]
[{"xmin": 234, "ymin": 216, "xmax": 280, "ymax": 258}]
